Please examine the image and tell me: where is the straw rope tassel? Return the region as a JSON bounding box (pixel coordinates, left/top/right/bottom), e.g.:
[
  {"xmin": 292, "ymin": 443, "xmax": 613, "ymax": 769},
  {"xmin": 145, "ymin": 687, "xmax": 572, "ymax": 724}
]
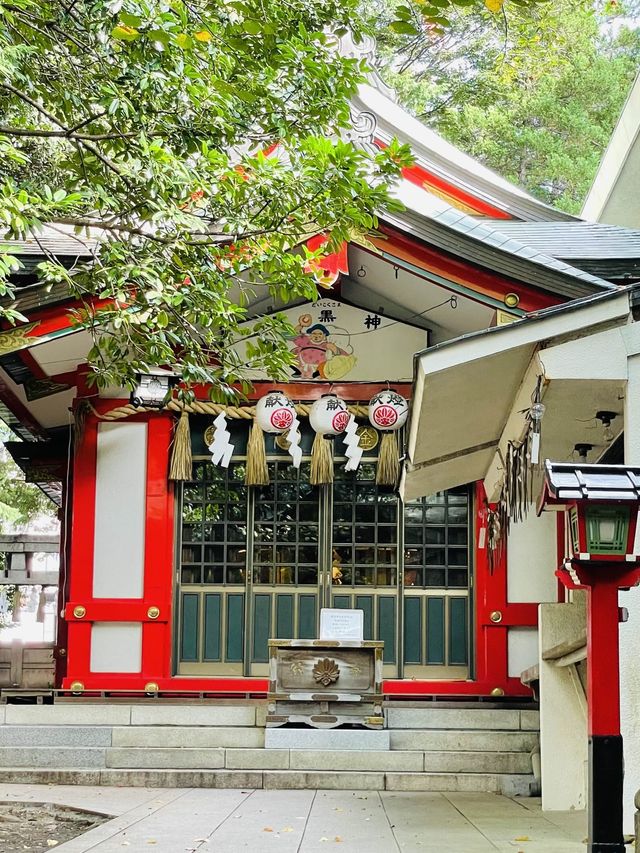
[
  {"xmin": 245, "ymin": 418, "xmax": 269, "ymax": 486},
  {"xmin": 169, "ymin": 411, "xmax": 193, "ymax": 481},
  {"xmin": 310, "ymin": 432, "xmax": 334, "ymax": 485},
  {"xmin": 376, "ymin": 431, "xmax": 399, "ymax": 486}
]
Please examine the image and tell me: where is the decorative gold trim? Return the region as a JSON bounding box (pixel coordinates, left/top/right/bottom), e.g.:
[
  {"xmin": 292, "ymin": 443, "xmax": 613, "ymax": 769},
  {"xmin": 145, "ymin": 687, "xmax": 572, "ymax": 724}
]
[
  {"xmin": 0, "ymin": 323, "xmax": 42, "ymax": 356},
  {"xmin": 312, "ymin": 658, "xmax": 340, "ymax": 686},
  {"xmin": 490, "ymin": 687, "xmax": 505, "ymax": 697},
  {"xmin": 356, "ymin": 425, "xmax": 379, "ymax": 451},
  {"xmin": 73, "ymin": 605, "xmax": 86, "ymax": 619},
  {"xmin": 69, "ymin": 680, "xmax": 84, "ymax": 693},
  {"xmin": 144, "ymin": 682, "xmax": 159, "ymax": 693},
  {"xmin": 147, "ymin": 606, "xmax": 160, "ymax": 619},
  {"xmin": 489, "ymin": 610, "xmax": 503, "ymax": 623}
]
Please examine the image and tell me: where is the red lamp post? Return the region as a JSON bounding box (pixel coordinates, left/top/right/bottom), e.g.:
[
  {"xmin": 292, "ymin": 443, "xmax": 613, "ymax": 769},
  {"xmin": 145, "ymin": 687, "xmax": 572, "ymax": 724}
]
[{"xmin": 539, "ymin": 461, "xmax": 640, "ymax": 853}]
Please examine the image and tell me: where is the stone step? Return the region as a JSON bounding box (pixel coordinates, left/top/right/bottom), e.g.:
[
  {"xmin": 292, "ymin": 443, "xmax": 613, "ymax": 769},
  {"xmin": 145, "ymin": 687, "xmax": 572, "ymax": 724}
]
[
  {"xmin": 385, "ymin": 707, "xmax": 539, "ymax": 731},
  {"xmin": 264, "ymin": 728, "xmax": 390, "ymax": 751},
  {"xmin": 104, "ymin": 747, "xmax": 531, "ymax": 774},
  {"xmin": 112, "ymin": 725, "xmax": 265, "ymax": 748},
  {"xmin": 3, "ymin": 703, "xmax": 258, "ymax": 727},
  {"xmin": 0, "ymin": 747, "xmax": 106, "ymax": 768},
  {"xmin": 0, "ymin": 744, "xmax": 534, "ymax": 775},
  {"xmin": 0, "ymin": 767, "xmax": 535, "ymax": 795},
  {"xmin": 389, "ymin": 729, "xmax": 539, "ymax": 752},
  {"xmin": 0, "ymin": 725, "xmax": 112, "ymax": 747}
]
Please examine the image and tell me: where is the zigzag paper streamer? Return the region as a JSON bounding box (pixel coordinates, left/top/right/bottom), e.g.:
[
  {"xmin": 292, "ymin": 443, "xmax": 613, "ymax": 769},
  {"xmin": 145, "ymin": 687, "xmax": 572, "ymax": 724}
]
[
  {"xmin": 208, "ymin": 411, "xmax": 234, "ymax": 468},
  {"xmin": 286, "ymin": 415, "xmax": 302, "ymax": 469},
  {"xmin": 343, "ymin": 414, "xmax": 363, "ymax": 472}
]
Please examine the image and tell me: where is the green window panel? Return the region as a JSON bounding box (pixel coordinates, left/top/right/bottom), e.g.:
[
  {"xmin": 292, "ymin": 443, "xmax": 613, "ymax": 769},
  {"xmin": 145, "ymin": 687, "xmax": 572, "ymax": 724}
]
[
  {"xmin": 378, "ymin": 596, "xmax": 396, "ymax": 664},
  {"xmin": 403, "ymin": 597, "xmax": 422, "ymax": 664},
  {"xmin": 252, "ymin": 594, "xmax": 271, "ymax": 663},
  {"xmin": 226, "ymin": 593, "xmax": 245, "ymax": 663},
  {"xmin": 426, "ymin": 597, "xmax": 445, "ymax": 665},
  {"xmin": 180, "ymin": 593, "xmax": 199, "ymax": 662},
  {"xmin": 449, "ymin": 597, "xmax": 468, "ymax": 665},
  {"xmin": 355, "ymin": 595, "xmax": 373, "ymax": 640},
  {"xmin": 298, "ymin": 595, "xmax": 317, "ymax": 639},
  {"xmin": 276, "ymin": 594, "xmax": 294, "ymax": 639},
  {"xmin": 203, "ymin": 594, "xmax": 221, "ymax": 661},
  {"xmin": 332, "ymin": 596, "xmax": 351, "ymax": 609}
]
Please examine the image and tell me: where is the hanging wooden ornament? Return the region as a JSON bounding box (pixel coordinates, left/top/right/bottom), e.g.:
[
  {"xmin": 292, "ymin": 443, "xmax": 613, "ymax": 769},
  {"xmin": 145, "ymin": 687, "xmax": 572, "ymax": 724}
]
[
  {"xmin": 368, "ymin": 390, "xmax": 408, "ymax": 486},
  {"xmin": 169, "ymin": 411, "xmax": 193, "ymax": 481},
  {"xmin": 309, "ymin": 393, "xmax": 349, "ymax": 485}
]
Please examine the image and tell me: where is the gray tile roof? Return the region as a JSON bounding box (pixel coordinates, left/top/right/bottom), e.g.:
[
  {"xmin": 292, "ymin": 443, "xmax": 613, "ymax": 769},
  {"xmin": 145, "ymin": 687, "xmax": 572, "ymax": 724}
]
[{"xmin": 482, "ymin": 221, "xmax": 640, "ymax": 260}]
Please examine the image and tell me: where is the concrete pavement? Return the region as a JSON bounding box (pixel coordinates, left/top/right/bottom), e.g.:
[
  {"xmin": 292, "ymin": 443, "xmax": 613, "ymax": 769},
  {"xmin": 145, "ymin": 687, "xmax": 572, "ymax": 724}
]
[{"xmin": 0, "ymin": 784, "xmax": 587, "ymax": 852}]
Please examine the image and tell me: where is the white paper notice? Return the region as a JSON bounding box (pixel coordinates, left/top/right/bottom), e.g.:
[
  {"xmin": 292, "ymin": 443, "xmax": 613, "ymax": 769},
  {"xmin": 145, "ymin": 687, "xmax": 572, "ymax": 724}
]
[{"xmin": 319, "ymin": 608, "xmax": 364, "ymax": 641}]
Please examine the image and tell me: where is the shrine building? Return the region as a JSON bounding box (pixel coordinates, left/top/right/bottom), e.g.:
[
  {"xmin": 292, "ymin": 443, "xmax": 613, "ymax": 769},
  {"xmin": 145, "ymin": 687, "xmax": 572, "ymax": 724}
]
[{"xmin": 3, "ymin": 42, "xmax": 640, "ymax": 706}]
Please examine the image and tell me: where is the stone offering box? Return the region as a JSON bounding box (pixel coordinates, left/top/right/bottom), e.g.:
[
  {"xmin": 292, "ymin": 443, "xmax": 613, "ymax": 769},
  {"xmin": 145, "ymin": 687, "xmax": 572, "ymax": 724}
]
[{"xmin": 266, "ymin": 639, "xmax": 384, "ymax": 729}]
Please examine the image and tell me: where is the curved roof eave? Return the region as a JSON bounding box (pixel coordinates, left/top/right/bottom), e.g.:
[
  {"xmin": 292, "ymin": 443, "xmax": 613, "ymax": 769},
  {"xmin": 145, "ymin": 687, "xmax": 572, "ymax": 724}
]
[
  {"xmin": 352, "ymin": 83, "xmax": 580, "ymax": 225},
  {"xmin": 378, "ymin": 181, "xmax": 615, "ymax": 300}
]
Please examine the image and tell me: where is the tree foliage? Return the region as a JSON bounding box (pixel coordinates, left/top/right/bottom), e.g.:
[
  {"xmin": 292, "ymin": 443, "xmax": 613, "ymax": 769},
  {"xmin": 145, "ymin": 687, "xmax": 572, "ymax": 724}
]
[
  {"xmin": 0, "ymin": 0, "xmax": 412, "ymax": 400},
  {"xmin": 369, "ymin": 0, "xmax": 640, "ymax": 212}
]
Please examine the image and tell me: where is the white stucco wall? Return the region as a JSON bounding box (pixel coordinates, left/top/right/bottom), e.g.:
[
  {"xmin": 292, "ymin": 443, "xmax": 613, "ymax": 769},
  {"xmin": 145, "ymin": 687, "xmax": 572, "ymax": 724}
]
[
  {"xmin": 93, "ymin": 422, "xmax": 147, "ymax": 599},
  {"xmin": 507, "ymin": 508, "xmax": 559, "ymax": 604}
]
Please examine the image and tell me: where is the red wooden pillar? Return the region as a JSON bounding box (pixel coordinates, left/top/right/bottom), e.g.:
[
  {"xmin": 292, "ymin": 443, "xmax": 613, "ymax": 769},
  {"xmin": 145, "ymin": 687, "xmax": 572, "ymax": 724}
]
[{"xmin": 62, "ymin": 404, "xmax": 175, "ymax": 691}]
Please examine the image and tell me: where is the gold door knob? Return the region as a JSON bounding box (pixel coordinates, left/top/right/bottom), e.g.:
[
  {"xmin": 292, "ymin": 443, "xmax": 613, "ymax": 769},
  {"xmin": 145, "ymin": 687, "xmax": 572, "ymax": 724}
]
[
  {"xmin": 147, "ymin": 606, "xmax": 160, "ymax": 619},
  {"xmin": 73, "ymin": 605, "xmax": 86, "ymax": 619}
]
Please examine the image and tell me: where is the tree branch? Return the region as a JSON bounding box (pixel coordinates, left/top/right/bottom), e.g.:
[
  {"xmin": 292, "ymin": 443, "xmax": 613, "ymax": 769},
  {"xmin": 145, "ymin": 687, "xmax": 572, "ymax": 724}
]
[{"xmin": 0, "ymin": 125, "xmax": 135, "ymax": 141}]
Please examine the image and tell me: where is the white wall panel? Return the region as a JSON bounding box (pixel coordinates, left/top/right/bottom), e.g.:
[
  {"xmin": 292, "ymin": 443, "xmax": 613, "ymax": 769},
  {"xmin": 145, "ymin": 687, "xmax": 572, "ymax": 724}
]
[
  {"xmin": 507, "ymin": 507, "xmax": 558, "ymax": 603},
  {"xmin": 93, "ymin": 422, "xmax": 147, "ymax": 598},
  {"xmin": 508, "ymin": 626, "xmax": 539, "ymax": 678},
  {"xmin": 90, "ymin": 622, "xmax": 142, "ymax": 672}
]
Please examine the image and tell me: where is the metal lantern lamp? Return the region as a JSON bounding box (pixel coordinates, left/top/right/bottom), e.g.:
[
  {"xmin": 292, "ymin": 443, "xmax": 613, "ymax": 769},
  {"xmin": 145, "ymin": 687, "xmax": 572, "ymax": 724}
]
[
  {"xmin": 130, "ymin": 371, "xmax": 180, "ymax": 409},
  {"xmin": 538, "ymin": 460, "xmax": 640, "ymax": 853}
]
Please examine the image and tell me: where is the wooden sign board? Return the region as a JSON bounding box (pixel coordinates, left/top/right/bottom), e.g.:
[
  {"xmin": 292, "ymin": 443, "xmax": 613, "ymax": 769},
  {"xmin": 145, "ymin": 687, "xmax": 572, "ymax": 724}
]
[{"xmin": 319, "ymin": 608, "xmax": 364, "ymax": 641}]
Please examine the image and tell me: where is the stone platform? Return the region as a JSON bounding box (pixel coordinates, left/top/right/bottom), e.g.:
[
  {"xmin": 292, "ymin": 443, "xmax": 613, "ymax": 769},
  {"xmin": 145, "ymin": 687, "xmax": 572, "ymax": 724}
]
[{"xmin": 265, "ymin": 728, "xmax": 390, "ymax": 750}]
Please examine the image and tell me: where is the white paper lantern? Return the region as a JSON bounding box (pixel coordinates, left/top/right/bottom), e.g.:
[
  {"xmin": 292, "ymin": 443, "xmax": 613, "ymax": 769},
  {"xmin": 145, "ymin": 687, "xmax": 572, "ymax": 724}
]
[
  {"xmin": 310, "ymin": 393, "xmax": 350, "ymax": 436},
  {"xmin": 255, "ymin": 391, "xmax": 296, "ymax": 434},
  {"xmin": 368, "ymin": 390, "xmax": 409, "ymax": 431}
]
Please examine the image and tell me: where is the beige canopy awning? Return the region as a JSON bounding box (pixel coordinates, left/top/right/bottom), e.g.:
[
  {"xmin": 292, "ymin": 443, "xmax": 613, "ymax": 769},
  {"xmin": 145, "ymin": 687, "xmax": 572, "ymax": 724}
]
[{"xmin": 400, "ymin": 289, "xmax": 635, "ymax": 503}]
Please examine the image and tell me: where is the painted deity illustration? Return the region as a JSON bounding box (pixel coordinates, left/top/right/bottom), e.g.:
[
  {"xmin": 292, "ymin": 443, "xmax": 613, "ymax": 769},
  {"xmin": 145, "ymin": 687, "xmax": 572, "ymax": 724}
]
[{"xmin": 290, "ymin": 313, "xmax": 357, "ymax": 380}]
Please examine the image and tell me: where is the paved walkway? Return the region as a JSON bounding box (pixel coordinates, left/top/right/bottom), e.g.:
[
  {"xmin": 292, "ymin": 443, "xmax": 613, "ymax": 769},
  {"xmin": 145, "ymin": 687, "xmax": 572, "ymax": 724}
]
[{"xmin": 0, "ymin": 784, "xmax": 587, "ymax": 852}]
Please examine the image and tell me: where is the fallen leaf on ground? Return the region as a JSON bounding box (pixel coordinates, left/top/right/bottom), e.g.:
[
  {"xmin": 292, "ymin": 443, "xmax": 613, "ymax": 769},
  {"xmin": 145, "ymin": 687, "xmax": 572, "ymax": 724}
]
[
  {"xmin": 263, "ymin": 827, "xmax": 273, "ymax": 832},
  {"xmin": 514, "ymin": 837, "xmax": 530, "ymax": 842},
  {"xmin": 282, "ymin": 827, "xmax": 294, "ymax": 832},
  {"xmin": 334, "ymin": 837, "xmax": 343, "ymax": 843}
]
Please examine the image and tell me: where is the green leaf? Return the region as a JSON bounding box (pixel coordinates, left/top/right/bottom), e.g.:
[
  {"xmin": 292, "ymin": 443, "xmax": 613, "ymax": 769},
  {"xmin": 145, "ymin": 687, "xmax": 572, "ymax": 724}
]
[
  {"xmin": 389, "ymin": 20, "xmax": 420, "ymax": 34},
  {"xmin": 111, "ymin": 24, "xmax": 139, "ymax": 41},
  {"xmin": 119, "ymin": 11, "xmax": 142, "ymax": 27},
  {"xmin": 243, "ymin": 19, "xmax": 262, "ymax": 34}
]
